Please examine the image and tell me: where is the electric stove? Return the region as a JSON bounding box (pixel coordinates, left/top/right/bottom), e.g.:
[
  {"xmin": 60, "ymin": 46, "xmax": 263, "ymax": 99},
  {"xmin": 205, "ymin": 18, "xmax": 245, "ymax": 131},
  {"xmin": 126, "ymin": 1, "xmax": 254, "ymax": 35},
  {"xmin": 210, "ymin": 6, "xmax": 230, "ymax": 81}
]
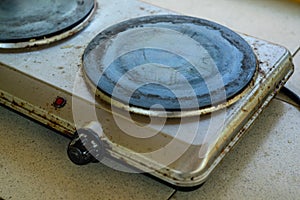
[{"xmin": 0, "ymin": 0, "xmax": 294, "ymax": 188}]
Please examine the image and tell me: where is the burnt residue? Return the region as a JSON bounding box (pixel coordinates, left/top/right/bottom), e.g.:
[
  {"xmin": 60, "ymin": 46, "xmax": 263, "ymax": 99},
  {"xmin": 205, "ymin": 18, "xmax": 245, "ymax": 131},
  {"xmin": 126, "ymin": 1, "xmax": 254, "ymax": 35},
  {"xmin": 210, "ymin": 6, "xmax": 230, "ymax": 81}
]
[
  {"xmin": 83, "ymin": 15, "xmax": 257, "ymax": 112},
  {"xmin": 0, "ymin": 0, "xmax": 95, "ymax": 42}
]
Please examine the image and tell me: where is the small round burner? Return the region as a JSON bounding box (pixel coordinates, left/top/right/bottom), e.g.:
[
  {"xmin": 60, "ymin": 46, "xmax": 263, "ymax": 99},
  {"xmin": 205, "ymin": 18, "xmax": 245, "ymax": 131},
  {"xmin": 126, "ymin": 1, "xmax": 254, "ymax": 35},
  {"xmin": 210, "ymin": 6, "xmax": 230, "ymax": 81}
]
[
  {"xmin": 83, "ymin": 15, "xmax": 257, "ymax": 117},
  {"xmin": 0, "ymin": 0, "xmax": 95, "ymax": 49}
]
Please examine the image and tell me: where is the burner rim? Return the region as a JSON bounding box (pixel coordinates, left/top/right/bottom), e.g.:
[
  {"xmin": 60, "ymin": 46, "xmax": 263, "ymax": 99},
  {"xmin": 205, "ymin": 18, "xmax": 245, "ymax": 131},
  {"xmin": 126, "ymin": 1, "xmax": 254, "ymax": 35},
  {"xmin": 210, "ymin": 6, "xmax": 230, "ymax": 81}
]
[
  {"xmin": 82, "ymin": 15, "xmax": 258, "ymax": 118},
  {"xmin": 0, "ymin": 0, "xmax": 97, "ymax": 49}
]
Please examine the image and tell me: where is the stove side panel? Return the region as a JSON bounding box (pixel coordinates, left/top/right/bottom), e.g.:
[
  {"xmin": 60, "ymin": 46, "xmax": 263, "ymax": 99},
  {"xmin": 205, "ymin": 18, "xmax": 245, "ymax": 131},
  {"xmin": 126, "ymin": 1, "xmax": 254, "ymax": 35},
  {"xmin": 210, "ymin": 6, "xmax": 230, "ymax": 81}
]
[{"xmin": 0, "ymin": 62, "xmax": 75, "ymax": 135}]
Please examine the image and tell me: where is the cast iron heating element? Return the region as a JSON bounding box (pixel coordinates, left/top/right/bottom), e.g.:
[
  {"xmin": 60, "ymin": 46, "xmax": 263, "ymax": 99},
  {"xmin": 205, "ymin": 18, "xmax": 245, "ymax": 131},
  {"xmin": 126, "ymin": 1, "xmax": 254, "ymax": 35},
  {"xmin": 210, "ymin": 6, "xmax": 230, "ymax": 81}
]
[
  {"xmin": 0, "ymin": 0, "xmax": 95, "ymax": 48},
  {"xmin": 0, "ymin": 0, "xmax": 295, "ymax": 189}
]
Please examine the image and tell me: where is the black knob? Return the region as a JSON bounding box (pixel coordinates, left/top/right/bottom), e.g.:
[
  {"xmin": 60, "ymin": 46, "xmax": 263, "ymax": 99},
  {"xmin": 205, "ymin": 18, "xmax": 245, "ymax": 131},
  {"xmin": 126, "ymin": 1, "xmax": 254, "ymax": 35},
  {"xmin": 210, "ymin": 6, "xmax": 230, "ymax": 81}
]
[{"xmin": 67, "ymin": 129, "xmax": 104, "ymax": 165}]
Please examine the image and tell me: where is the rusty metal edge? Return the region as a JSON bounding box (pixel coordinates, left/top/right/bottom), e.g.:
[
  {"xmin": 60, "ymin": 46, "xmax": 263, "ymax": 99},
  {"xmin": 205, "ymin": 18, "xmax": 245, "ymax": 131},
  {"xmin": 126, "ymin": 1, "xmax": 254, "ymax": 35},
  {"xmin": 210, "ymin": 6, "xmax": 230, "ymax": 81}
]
[{"xmin": 0, "ymin": 89, "xmax": 76, "ymax": 136}]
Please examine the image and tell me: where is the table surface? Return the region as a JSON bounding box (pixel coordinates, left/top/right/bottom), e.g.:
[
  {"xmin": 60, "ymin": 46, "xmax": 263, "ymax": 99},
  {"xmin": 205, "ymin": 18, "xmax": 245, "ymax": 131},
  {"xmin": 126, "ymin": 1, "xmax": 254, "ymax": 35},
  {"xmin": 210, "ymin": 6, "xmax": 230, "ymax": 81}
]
[{"xmin": 0, "ymin": 0, "xmax": 299, "ymax": 199}]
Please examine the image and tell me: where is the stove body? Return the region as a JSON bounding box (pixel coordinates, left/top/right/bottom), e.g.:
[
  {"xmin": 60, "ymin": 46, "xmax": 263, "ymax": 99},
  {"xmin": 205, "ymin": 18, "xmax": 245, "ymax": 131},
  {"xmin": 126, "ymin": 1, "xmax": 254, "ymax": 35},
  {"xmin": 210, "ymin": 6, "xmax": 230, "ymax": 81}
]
[{"xmin": 0, "ymin": 0, "xmax": 294, "ymax": 188}]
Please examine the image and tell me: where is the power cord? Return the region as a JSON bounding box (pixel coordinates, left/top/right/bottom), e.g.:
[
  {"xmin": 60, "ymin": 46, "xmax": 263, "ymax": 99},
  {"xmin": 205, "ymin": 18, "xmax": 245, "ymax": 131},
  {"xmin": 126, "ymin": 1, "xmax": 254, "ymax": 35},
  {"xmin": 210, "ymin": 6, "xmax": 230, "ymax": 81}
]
[{"xmin": 280, "ymin": 86, "xmax": 300, "ymax": 107}]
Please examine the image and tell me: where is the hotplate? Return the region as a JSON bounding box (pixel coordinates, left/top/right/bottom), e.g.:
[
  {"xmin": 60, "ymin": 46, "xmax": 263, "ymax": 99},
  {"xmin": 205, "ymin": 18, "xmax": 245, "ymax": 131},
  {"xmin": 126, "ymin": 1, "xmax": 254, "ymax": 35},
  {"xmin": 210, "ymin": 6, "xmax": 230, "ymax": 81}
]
[{"xmin": 0, "ymin": 0, "xmax": 294, "ymax": 188}]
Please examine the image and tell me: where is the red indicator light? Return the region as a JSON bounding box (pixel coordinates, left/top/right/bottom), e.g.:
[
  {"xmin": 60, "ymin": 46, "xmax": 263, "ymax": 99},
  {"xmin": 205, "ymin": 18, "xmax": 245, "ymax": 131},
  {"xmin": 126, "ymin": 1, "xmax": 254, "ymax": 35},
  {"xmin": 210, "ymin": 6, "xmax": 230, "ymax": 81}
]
[{"xmin": 54, "ymin": 97, "xmax": 66, "ymax": 108}]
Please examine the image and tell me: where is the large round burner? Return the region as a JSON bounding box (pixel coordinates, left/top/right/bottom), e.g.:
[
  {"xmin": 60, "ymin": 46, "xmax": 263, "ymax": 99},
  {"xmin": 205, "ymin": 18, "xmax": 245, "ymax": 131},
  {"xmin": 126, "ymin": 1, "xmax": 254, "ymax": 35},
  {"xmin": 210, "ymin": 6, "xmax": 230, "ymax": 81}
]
[
  {"xmin": 0, "ymin": 0, "xmax": 95, "ymax": 49},
  {"xmin": 83, "ymin": 15, "xmax": 257, "ymax": 117}
]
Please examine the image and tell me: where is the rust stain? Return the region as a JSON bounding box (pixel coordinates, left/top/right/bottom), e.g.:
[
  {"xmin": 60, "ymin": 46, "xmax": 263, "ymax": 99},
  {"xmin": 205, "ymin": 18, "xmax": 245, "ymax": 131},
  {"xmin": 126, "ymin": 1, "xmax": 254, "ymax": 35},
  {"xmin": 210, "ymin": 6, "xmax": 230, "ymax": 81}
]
[
  {"xmin": 57, "ymin": 66, "xmax": 64, "ymax": 70},
  {"xmin": 61, "ymin": 45, "xmax": 74, "ymax": 49},
  {"xmin": 0, "ymin": 92, "xmax": 75, "ymax": 136},
  {"xmin": 241, "ymin": 108, "xmax": 248, "ymax": 112}
]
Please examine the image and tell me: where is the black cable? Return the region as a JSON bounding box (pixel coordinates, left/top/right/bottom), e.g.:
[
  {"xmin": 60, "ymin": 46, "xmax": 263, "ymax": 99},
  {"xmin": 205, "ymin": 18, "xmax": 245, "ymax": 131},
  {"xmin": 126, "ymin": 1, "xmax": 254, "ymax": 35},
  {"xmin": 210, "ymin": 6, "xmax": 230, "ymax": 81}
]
[
  {"xmin": 167, "ymin": 190, "xmax": 177, "ymax": 200},
  {"xmin": 292, "ymin": 47, "xmax": 300, "ymax": 57},
  {"xmin": 280, "ymin": 86, "xmax": 300, "ymax": 107}
]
